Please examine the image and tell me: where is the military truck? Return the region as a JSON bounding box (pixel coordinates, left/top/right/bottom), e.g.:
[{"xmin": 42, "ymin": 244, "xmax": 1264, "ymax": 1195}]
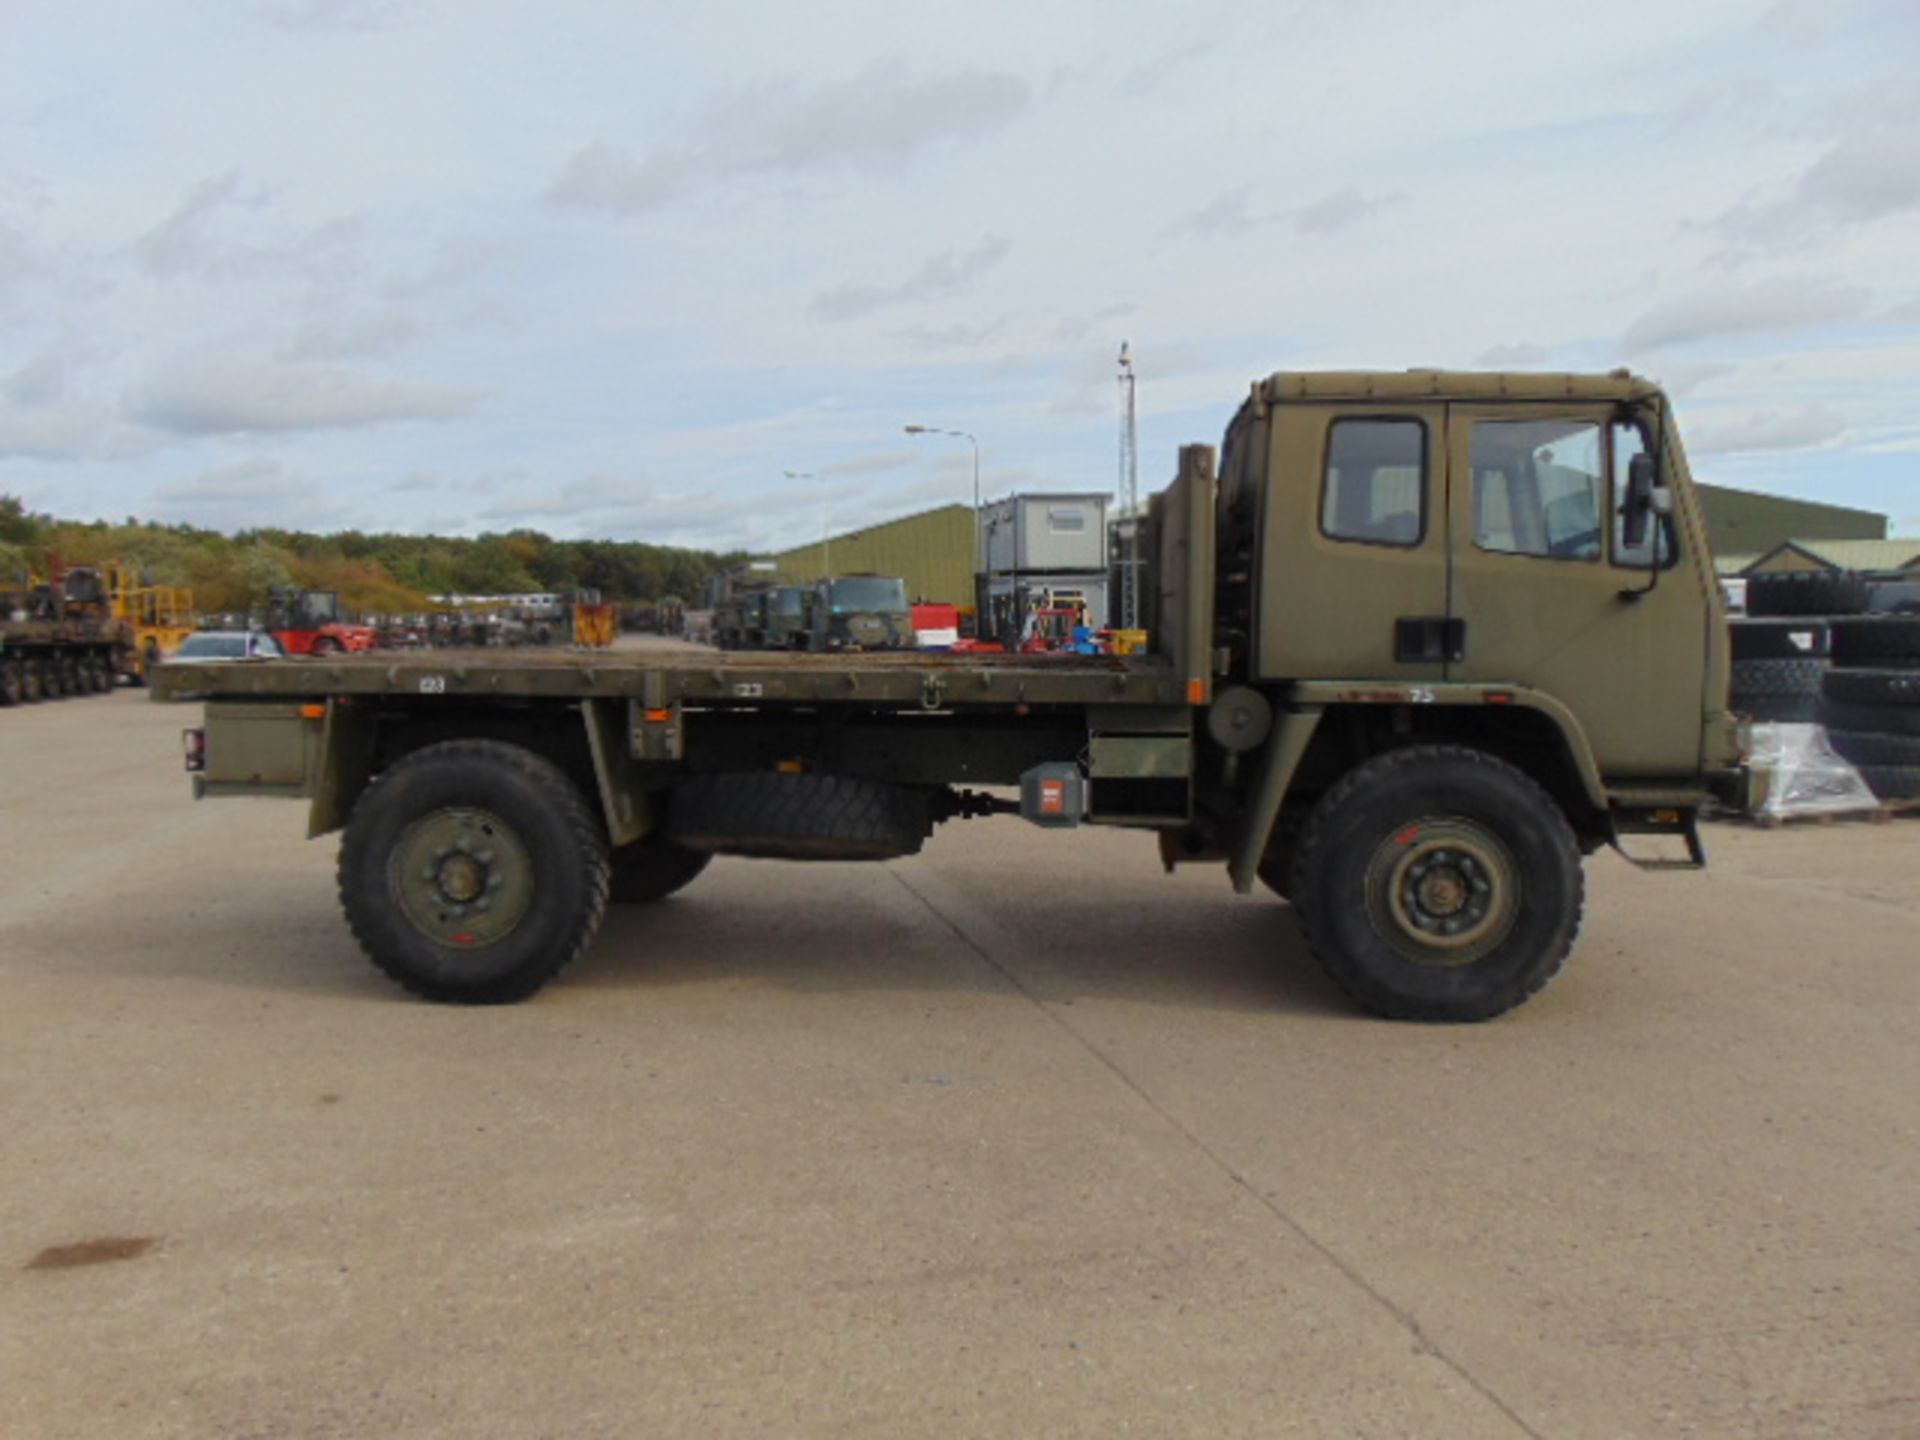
[
  {"xmin": 155, "ymin": 370, "xmax": 1740, "ymax": 1020},
  {"xmin": 760, "ymin": 585, "xmax": 812, "ymax": 650},
  {"xmin": 803, "ymin": 574, "xmax": 915, "ymax": 652},
  {"xmin": 1, "ymin": 565, "xmax": 131, "ymax": 704}
]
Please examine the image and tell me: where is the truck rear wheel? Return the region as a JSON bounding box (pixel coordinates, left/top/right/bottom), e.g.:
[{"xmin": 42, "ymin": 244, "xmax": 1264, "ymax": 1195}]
[
  {"xmin": 608, "ymin": 837, "xmax": 712, "ymax": 902},
  {"xmin": 1289, "ymin": 745, "xmax": 1583, "ymax": 1022},
  {"xmin": 0, "ymin": 662, "xmax": 20, "ymax": 706},
  {"xmin": 338, "ymin": 740, "xmax": 610, "ymax": 1003}
]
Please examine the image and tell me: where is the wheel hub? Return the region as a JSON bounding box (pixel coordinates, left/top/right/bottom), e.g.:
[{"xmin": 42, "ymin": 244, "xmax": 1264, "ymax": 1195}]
[
  {"xmin": 388, "ymin": 808, "xmax": 533, "ymax": 947},
  {"xmin": 1365, "ymin": 820, "xmax": 1518, "ymax": 966},
  {"xmin": 435, "ymin": 852, "xmax": 488, "ymax": 903},
  {"xmin": 1405, "ymin": 849, "xmax": 1491, "ymax": 931}
]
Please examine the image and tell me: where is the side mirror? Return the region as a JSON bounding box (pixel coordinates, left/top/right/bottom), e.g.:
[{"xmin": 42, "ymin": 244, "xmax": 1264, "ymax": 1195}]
[{"xmin": 1621, "ymin": 452, "xmax": 1657, "ymax": 552}]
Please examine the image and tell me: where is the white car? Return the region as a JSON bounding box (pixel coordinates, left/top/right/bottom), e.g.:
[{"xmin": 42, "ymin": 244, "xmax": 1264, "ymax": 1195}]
[{"xmin": 169, "ymin": 631, "xmax": 286, "ymax": 663}]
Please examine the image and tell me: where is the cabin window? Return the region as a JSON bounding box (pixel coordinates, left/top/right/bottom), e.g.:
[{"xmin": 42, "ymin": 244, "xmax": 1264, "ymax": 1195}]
[{"xmin": 1320, "ymin": 419, "xmax": 1426, "ymax": 547}]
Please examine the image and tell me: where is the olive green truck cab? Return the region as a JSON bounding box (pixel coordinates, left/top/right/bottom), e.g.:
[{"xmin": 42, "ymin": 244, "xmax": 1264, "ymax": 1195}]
[{"xmin": 157, "ymin": 370, "xmax": 1739, "ymax": 1021}]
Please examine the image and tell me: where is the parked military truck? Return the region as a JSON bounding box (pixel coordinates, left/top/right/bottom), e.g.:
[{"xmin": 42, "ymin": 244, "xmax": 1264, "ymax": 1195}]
[
  {"xmin": 760, "ymin": 585, "xmax": 811, "ymax": 650},
  {"xmin": 803, "ymin": 574, "xmax": 915, "ymax": 652},
  {"xmin": 1, "ymin": 565, "xmax": 132, "ymax": 704},
  {"xmin": 156, "ymin": 370, "xmax": 1740, "ymax": 1020}
]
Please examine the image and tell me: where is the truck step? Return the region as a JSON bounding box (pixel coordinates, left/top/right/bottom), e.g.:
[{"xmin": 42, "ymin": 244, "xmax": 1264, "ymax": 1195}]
[{"xmin": 1609, "ymin": 804, "xmax": 1706, "ymax": 871}]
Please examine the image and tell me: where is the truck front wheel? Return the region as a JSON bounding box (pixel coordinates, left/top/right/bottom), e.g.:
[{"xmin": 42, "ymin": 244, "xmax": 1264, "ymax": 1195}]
[
  {"xmin": 1289, "ymin": 745, "xmax": 1583, "ymax": 1022},
  {"xmin": 338, "ymin": 740, "xmax": 610, "ymax": 1003}
]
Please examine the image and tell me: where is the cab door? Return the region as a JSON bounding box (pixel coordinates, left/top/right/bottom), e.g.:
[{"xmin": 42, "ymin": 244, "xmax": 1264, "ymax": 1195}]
[
  {"xmin": 1444, "ymin": 405, "xmax": 1705, "ymax": 776},
  {"xmin": 1258, "ymin": 402, "xmax": 1451, "ymax": 681}
]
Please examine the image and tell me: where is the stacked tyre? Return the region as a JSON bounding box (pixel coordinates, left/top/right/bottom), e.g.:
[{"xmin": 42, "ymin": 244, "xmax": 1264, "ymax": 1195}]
[
  {"xmin": 1732, "ymin": 572, "xmax": 1876, "ymax": 723},
  {"xmin": 1821, "ymin": 614, "xmax": 1920, "ymax": 802},
  {"xmin": 1729, "ymin": 617, "xmax": 1831, "ymax": 722}
]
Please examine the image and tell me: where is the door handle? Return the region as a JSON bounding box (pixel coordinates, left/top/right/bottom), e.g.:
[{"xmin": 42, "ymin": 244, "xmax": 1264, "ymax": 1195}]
[{"xmin": 1395, "ymin": 616, "xmax": 1466, "ymax": 663}]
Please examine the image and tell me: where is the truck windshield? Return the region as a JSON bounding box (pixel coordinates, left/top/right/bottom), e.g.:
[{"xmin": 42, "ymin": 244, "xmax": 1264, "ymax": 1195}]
[
  {"xmin": 827, "ymin": 578, "xmax": 907, "ymax": 614},
  {"xmin": 771, "ymin": 588, "xmax": 806, "ymax": 617}
]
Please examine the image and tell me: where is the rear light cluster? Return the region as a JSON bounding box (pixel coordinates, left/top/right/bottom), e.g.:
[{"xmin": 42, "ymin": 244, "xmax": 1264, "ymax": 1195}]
[{"xmin": 183, "ymin": 728, "xmax": 206, "ymax": 773}]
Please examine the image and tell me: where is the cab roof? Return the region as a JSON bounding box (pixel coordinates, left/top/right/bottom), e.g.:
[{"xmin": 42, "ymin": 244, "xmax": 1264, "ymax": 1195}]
[{"xmin": 1257, "ymin": 369, "xmax": 1662, "ymax": 404}]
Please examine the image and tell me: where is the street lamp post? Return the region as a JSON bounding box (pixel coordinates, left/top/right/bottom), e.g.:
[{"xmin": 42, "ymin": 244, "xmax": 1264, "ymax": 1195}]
[
  {"xmin": 904, "ymin": 424, "xmax": 981, "ymax": 579},
  {"xmin": 784, "ymin": 469, "xmax": 825, "ymax": 578}
]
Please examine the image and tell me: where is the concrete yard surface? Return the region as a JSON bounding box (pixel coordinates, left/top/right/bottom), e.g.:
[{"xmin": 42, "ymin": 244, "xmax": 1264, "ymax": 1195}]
[{"xmin": 3, "ymin": 690, "xmax": 1917, "ymax": 1438}]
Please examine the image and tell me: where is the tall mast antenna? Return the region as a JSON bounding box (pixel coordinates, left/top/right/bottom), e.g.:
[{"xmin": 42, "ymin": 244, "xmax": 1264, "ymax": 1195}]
[{"xmin": 1118, "ymin": 341, "xmax": 1140, "ymax": 630}]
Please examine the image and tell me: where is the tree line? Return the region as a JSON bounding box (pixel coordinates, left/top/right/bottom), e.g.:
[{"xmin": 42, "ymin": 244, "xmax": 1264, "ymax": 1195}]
[{"xmin": 0, "ymin": 496, "xmax": 742, "ymax": 616}]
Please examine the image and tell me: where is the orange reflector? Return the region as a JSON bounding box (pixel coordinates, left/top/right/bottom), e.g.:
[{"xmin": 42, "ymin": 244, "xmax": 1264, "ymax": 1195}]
[
  {"xmin": 776, "ymin": 759, "xmax": 804, "ymax": 774},
  {"xmin": 1187, "ymin": 678, "xmax": 1207, "ymax": 705},
  {"xmin": 644, "ymin": 708, "xmax": 673, "ymax": 723},
  {"xmin": 300, "ymin": 704, "xmax": 326, "ymax": 719}
]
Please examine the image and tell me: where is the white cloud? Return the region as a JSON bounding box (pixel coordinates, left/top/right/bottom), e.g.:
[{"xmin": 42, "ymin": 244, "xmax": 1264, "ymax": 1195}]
[
  {"xmin": 1622, "ymin": 277, "xmax": 1870, "ymax": 351},
  {"xmin": 131, "ymin": 357, "xmax": 479, "ymax": 436},
  {"xmin": 1686, "ymin": 404, "xmax": 1849, "ymax": 456},
  {"xmin": 811, "ymin": 235, "xmax": 1011, "ymax": 322},
  {"xmin": 1169, "ymin": 186, "xmax": 1260, "ymax": 239},
  {"xmin": 1292, "ymin": 187, "xmax": 1404, "ymax": 235},
  {"xmin": 1476, "ymin": 342, "xmax": 1554, "ymax": 367},
  {"xmin": 545, "ymin": 62, "xmax": 1029, "ymax": 214},
  {"xmin": 133, "ymin": 170, "xmax": 265, "ymax": 278},
  {"xmin": 148, "ymin": 456, "xmax": 361, "ymax": 530}
]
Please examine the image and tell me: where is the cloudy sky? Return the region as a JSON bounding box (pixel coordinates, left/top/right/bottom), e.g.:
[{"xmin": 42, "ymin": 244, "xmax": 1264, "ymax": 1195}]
[{"xmin": 3, "ymin": 0, "xmax": 1917, "ymax": 549}]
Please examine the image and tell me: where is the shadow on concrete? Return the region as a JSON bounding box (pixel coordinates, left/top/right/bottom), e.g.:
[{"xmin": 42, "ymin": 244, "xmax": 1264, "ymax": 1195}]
[
  {"xmin": 17, "ymin": 858, "xmax": 1348, "ymax": 1018},
  {"xmin": 578, "ymin": 867, "xmax": 1348, "ymax": 1018}
]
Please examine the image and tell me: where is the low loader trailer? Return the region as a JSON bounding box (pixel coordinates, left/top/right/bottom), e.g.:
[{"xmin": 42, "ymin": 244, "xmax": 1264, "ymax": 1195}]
[{"xmin": 155, "ymin": 371, "xmax": 1743, "ymax": 1020}]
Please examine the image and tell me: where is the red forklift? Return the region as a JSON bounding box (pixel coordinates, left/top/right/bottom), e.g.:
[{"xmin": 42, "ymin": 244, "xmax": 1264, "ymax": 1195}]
[{"xmin": 263, "ymin": 588, "xmax": 378, "ymax": 656}]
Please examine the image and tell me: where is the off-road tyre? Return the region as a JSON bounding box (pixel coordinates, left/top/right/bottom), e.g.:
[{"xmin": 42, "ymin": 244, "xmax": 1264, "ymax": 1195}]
[
  {"xmin": 1820, "ymin": 668, "xmax": 1920, "ymax": 708},
  {"xmin": 1731, "ymin": 657, "xmax": 1828, "ymax": 698},
  {"xmin": 0, "ymin": 662, "xmax": 20, "ymax": 706},
  {"xmin": 1729, "ymin": 619, "xmax": 1830, "ymax": 661},
  {"xmin": 338, "ymin": 740, "xmax": 610, "ymax": 1004},
  {"xmin": 1830, "ymin": 616, "xmax": 1920, "ymax": 667},
  {"xmin": 666, "ymin": 772, "xmax": 932, "ymax": 860},
  {"xmin": 1288, "ymin": 745, "xmax": 1584, "ymax": 1023},
  {"xmin": 1746, "ymin": 570, "xmax": 1870, "ymax": 618},
  {"xmin": 608, "ymin": 837, "xmax": 712, "ymax": 902},
  {"xmin": 1853, "ymin": 764, "xmax": 1920, "ymax": 801},
  {"xmin": 21, "ymin": 662, "xmax": 45, "ymax": 702},
  {"xmin": 1820, "ymin": 700, "xmax": 1920, "ymax": 736},
  {"xmin": 1826, "ymin": 728, "xmax": 1920, "ymax": 767}
]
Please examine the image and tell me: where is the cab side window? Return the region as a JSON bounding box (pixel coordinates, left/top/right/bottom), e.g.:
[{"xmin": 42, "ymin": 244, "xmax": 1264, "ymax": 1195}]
[
  {"xmin": 1470, "ymin": 420, "xmax": 1603, "ymax": 561},
  {"xmin": 1321, "ymin": 419, "xmax": 1425, "ymax": 546}
]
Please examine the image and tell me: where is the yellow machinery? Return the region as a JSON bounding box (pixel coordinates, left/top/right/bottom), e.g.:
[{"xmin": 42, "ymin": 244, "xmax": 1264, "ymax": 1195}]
[
  {"xmin": 104, "ymin": 563, "xmax": 198, "ymax": 679},
  {"xmin": 571, "ymin": 591, "xmax": 617, "ymax": 648}
]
